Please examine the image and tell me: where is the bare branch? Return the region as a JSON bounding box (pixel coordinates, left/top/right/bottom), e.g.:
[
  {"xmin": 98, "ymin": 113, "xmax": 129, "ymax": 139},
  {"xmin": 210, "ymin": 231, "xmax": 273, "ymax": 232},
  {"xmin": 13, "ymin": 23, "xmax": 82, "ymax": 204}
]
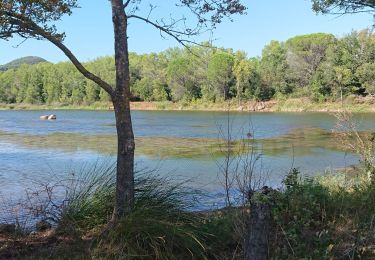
[
  {"xmin": 125, "ymin": 0, "xmax": 246, "ymax": 56},
  {"xmin": 124, "ymin": 0, "xmax": 132, "ymax": 9},
  {"xmin": 128, "ymin": 14, "xmax": 200, "ymax": 49}
]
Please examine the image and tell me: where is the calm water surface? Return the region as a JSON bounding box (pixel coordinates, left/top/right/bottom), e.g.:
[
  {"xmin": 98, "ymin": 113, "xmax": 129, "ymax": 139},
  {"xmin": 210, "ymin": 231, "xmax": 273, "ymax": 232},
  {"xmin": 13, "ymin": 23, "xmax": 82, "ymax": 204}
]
[{"xmin": 1, "ymin": 110, "xmax": 374, "ymax": 204}]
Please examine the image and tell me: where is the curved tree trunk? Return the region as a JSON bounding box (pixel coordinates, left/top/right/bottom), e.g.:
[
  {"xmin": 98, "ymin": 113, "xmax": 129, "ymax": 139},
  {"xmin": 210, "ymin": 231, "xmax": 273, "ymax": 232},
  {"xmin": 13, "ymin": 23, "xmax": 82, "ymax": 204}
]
[{"xmin": 111, "ymin": 0, "xmax": 135, "ymax": 220}]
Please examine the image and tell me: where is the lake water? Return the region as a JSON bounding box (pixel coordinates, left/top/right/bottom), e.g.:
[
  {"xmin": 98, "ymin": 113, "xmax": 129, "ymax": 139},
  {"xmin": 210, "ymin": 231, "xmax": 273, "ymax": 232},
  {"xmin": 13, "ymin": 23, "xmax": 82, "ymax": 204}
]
[{"xmin": 0, "ymin": 110, "xmax": 374, "ymax": 210}]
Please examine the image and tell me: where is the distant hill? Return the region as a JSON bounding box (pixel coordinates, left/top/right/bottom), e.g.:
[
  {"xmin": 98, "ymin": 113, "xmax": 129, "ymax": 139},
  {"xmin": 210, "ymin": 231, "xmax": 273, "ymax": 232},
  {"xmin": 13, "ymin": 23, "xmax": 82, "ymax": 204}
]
[{"xmin": 0, "ymin": 56, "xmax": 48, "ymax": 71}]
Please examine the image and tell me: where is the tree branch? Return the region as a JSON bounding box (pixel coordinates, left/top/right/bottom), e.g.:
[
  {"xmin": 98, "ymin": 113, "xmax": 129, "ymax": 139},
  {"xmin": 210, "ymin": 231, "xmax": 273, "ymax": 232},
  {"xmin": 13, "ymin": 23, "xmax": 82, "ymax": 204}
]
[
  {"xmin": 123, "ymin": 0, "xmax": 132, "ymax": 8},
  {"xmin": 1, "ymin": 11, "xmax": 114, "ymax": 96},
  {"xmin": 128, "ymin": 14, "xmax": 201, "ymax": 49},
  {"xmin": 41, "ymin": 31, "xmax": 114, "ymax": 96}
]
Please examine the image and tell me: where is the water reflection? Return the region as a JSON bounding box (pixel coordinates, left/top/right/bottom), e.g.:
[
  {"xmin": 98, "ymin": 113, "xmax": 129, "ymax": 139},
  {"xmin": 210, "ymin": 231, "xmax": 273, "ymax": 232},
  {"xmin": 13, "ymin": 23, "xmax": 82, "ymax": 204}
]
[{"xmin": 0, "ymin": 110, "xmax": 365, "ymax": 203}]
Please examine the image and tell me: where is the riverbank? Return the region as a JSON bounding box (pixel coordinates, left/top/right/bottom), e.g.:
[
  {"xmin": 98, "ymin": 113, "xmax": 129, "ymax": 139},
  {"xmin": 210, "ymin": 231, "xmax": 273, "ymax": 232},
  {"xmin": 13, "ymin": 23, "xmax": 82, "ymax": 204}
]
[
  {"xmin": 0, "ymin": 167, "xmax": 374, "ymax": 259},
  {"xmin": 1, "ymin": 96, "xmax": 375, "ymax": 112},
  {"xmin": 131, "ymin": 97, "xmax": 375, "ymax": 113}
]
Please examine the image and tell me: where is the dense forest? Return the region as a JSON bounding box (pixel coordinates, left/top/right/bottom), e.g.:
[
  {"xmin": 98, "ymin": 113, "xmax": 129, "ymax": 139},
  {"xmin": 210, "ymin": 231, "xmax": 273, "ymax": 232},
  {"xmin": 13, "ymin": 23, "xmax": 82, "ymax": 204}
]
[{"xmin": 0, "ymin": 29, "xmax": 374, "ymax": 105}]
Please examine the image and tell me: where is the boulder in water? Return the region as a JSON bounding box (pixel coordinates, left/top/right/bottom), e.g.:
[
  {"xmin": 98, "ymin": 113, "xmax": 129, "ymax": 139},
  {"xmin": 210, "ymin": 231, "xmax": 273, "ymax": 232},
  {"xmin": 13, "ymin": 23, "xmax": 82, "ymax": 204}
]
[{"xmin": 48, "ymin": 114, "xmax": 56, "ymax": 120}]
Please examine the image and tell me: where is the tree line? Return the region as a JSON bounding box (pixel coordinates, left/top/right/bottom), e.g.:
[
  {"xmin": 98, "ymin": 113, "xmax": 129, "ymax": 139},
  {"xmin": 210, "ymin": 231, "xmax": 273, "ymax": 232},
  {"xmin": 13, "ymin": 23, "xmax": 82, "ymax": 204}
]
[{"xmin": 0, "ymin": 29, "xmax": 373, "ymax": 105}]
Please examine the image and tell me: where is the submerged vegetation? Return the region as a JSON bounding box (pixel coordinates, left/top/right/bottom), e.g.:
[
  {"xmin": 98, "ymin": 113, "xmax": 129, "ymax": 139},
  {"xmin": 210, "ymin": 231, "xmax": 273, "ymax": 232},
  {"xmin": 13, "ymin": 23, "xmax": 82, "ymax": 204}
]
[{"xmin": 0, "ymin": 127, "xmax": 355, "ymax": 159}]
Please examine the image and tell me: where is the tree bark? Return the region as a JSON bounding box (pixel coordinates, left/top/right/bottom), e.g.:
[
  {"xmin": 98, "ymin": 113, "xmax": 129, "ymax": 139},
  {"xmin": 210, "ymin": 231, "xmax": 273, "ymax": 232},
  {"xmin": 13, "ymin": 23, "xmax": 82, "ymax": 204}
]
[
  {"xmin": 244, "ymin": 188, "xmax": 272, "ymax": 260},
  {"xmin": 111, "ymin": 0, "xmax": 135, "ymax": 219},
  {"xmin": 112, "ymin": 97, "xmax": 134, "ymax": 218}
]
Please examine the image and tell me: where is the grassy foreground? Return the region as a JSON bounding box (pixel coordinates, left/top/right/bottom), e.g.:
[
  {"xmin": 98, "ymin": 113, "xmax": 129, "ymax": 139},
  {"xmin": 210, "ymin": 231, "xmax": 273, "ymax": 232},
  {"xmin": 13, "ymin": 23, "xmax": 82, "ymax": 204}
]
[
  {"xmin": 1, "ymin": 95, "xmax": 375, "ymax": 112},
  {"xmin": 0, "ymin": 165, "xmax": 374, "ymax": 259}
]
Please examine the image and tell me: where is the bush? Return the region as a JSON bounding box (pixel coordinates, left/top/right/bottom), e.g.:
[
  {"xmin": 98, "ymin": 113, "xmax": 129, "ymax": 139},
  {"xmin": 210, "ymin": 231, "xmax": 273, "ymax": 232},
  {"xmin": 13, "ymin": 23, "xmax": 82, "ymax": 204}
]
[{"xmin": 271, "ymin": 168, "xmax": 375, "ymax": 259}]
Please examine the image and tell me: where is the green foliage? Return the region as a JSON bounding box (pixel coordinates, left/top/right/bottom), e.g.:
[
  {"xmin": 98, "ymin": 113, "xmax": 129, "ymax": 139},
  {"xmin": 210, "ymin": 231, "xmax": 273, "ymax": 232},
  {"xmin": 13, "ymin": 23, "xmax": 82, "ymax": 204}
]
[
  {"xmin": 0, "ymin": 0, "xmax": 79, "ymax": 59},
  {"xmin": 310, "ymin": 63, "xmax": 333, "ymax": 101},
  {"xmin": 207, "ymin": 52, "xmax": 235, "ymax": 100},
  {"xmin": 167, "ymin": 56, "xmax": 200, "ymax": 101},
  {"xmin": 254, "ymin": 84, "xmax": 275, "ymax": 101},
  {"xmin": 271, "ymin": 168, "xmax": 375, "ymax": 258},
  {"xmin": 286, "ymin": 33, "xmax": 336, "ymax": 92},
  {"xmin": 0, "ymin": 30, "xmax": 373, "ymax": 105},
  {"xmin": 259, "ymin": 40, "xmax": 288, "ymax": 96},
  {"xmin": 357, "ymin": 62, "xmax": 375, "ymax": 95}
]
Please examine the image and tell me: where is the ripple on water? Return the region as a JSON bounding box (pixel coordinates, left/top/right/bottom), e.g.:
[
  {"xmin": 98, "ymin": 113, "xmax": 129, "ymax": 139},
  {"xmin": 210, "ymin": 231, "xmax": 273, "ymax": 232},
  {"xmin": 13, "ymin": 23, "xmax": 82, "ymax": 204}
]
[{"xmin": 0, "ymin": 110, "xmax": 368, "ymax": 216}]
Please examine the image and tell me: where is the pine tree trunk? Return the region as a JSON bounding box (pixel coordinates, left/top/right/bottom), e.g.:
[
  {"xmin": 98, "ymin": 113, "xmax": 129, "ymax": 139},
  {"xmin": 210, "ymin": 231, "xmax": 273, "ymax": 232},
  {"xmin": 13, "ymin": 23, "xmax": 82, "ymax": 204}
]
[
  {"xmin": 112, "ymin": 98, "xmax": 134, "ymax": 218},
  {"xmin": 111, "ymin": 0, "xmax": 135, "ymax": 219}
]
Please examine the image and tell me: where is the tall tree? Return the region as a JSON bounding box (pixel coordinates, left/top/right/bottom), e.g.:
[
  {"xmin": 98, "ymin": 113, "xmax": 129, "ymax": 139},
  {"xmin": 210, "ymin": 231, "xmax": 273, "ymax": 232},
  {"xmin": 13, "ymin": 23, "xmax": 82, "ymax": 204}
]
[
  {"xmin": 285, "ymin": 33, "xmax": 335, "ymax": 89},
  {"xmin": 259, "ymin": 40, "xmax": 289, "ymax": 95},
  {"xmin": 207, "ymin": 52, "xmax": 235, "ymax": 100},
  {"xmin": 0, "ymin": 0, "xmax": 246, "ymax": 220},
  {"xmin": 167, "ymin": 56, "xmax": 200, "ymax": 101}
]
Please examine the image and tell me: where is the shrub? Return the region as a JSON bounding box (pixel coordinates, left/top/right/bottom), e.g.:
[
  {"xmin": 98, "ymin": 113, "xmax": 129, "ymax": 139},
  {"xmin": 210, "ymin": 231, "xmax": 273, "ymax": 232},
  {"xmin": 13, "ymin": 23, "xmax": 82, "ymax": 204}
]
[{"xmin": 271, "ymin": 168, "xmax": 375, "ymax": 258}]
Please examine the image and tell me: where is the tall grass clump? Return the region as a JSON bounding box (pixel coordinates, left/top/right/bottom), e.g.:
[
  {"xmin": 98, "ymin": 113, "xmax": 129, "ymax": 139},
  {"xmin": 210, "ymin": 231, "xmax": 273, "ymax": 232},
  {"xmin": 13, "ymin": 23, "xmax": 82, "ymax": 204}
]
[
  {"xmin": 57, "ymin": 162, "xmax": 116, "ymax": 234},
  {"xmin": 92, "ymin": 172, "xmax": 208, "ymax": 259},
  {"xmin": 55, "ymin": 163, "xmax": 208, "ymax": 259}
]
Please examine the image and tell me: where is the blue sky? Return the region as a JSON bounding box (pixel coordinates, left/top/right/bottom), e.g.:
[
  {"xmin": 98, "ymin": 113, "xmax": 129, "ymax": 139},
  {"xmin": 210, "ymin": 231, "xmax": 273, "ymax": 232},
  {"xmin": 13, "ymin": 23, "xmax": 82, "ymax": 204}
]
[{"xmin": 0, "ymin": 0, "xmax": 373, "ymax": 64}]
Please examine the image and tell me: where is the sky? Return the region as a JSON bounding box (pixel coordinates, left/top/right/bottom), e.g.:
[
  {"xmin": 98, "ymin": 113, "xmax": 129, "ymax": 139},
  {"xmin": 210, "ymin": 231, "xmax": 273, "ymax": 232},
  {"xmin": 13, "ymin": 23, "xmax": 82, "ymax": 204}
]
[{"xmin": 0, "ymin": 0, "xmax": 373, "ymax": 64}]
